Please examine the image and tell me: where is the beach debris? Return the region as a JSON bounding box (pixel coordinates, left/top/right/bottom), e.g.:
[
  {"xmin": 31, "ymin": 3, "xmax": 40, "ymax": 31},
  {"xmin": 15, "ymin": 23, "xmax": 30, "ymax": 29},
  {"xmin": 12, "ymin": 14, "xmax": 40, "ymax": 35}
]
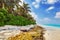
[{"xmin": 7, "ymin": 25, "xmax": 45, "ymax": 40}]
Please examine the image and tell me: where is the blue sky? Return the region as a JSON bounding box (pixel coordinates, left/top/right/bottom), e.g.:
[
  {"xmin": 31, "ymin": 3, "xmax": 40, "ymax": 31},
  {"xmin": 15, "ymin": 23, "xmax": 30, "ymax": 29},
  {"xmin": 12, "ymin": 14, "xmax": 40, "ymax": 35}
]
[{"xmin": 23, "ymin": 0, "xmax": 60, "ymax": 25}]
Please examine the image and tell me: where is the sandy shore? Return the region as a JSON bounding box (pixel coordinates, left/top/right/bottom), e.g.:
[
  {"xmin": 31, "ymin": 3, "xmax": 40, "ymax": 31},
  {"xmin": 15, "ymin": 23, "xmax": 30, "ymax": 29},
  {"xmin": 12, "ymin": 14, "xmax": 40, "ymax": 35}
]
[
  {"xmin": 44, "ymin": 27, "xmax": 60, "ymax": 40},
  {"xmin": 0, "ymin": 25, "xmax": 60, "ymax": 40}
]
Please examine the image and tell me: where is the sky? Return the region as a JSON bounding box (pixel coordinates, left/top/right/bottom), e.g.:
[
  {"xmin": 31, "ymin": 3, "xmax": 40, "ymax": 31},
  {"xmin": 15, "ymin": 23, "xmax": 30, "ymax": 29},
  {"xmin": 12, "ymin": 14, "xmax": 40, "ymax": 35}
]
[{"xmin": 23, "ymin": 0, "xmax": 60, "ymax": 25}]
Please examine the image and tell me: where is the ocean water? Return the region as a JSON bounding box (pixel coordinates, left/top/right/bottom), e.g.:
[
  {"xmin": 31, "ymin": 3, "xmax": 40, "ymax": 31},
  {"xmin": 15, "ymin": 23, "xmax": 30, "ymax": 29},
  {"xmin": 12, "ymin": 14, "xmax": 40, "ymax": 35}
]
[
  {"xmin": 37, "ymin": 24, "xmax": 60, "ymax": 30},
  {"xmin": 38, "ymin": 24, "xmax": 60, "ymax": 28},
  {"xmin": 43, "ymin": 24, "xmax": 60, "ymax": 28}
]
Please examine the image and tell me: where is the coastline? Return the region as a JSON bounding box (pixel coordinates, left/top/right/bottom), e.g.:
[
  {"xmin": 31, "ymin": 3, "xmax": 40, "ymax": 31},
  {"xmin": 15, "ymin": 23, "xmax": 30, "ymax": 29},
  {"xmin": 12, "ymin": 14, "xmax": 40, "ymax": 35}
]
[
  {"xmin": 40, "ymin": 25, "xmax": 60, "ymax": 40},
  {"xmin": 0, "ymin": 25, "xmax": 60, "ymax": 40},
  {"xmin": 37, "ymin": 24, "xmax": 60, "ymax": 30}
]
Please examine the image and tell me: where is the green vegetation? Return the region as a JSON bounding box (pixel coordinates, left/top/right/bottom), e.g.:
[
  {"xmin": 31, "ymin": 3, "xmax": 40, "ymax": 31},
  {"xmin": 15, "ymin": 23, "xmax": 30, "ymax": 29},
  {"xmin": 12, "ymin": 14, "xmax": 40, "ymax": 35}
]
[
  {"xmin": 0, "ymin": 0, "xmax": 36, "ymax": 26},
  {"xmin": 0, "ymin": 8, "xmax": 36, "ymax": 26}
]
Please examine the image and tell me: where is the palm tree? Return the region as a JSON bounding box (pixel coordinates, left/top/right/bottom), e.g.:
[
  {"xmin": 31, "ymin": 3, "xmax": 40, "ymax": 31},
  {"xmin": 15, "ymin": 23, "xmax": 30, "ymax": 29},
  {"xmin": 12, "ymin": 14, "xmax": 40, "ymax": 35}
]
[
  {"xmin": 0, "ymin": 0, "xmax": 21, "ymax": 13},
  {"xmin": 22, "ymin": 2, "xmax": 36, "ymax": 22},
  {"xmin": 16, "ymin": 2, "xmax": 35, "ymax": 21},
  {"xmin": 5, "ymin": 0, "xmax": 21, "ymax": 13},
  {"xmin": 23, "ymin": 2, "xmax": 31, "ymax": 14},
  {"xmin": 17, "ymin": 2, "xmax": 31, "ymax": 17},
  {"xmin": 14, "ymin": 2, "xmax": 30, "ymax": 16},
  {"xmin": 0, "ymin": 0, "xmax": 6, "ymax": 9}
]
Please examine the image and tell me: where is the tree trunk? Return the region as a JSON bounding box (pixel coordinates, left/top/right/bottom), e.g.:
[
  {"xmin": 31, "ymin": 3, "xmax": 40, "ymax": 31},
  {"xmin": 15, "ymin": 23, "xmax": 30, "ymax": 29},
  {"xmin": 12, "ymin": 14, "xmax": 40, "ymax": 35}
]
[
  {"xmin": 0, "ymin": 2, "xmax": 2, "ymax": 8},
  {"xmin": 2, "ymin": 3, "xmax": 5, "ymax": 9}
]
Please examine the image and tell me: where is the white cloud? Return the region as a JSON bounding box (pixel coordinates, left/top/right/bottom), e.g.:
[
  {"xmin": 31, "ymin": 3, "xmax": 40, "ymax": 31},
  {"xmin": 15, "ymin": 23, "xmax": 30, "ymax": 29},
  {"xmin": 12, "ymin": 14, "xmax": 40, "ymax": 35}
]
[
  {"xmin": 40, "ymin": 18, "xmax": 51, "ymax": 23},
  {"xmin": 39, "ymin": 18, "xmax": 51, "ymax": 24},
  {"xmin": 55, "ymin": 12, "xmax": 60, "ymax": 18},
  {"xmin": 32, "ymin": 0, "xmax": 41, "ymax": 8},
  {"xmin": 29, "ymin": 12, "xmax": 38, "ymax": 19},
  {"xmin": 46, "ymin": 0, "xmax": 58, "ymax": 4},
  {"xmin": 43, "ymin": 18, "xmax": 51, "ymax": 21},
  {"xmin": 41, "ymin": 0, "xmax": 59, "ymax": 4},
  {"xmin": 32, "ymin": 2, "xmax": 39, "ymax": 8},
  {"xmin": 46, "ymin": 6, "xmax": 54, "ymax": 11},
  {"xmin": 34, "ymin": 4, "xmax": 39, "ymax": 8},
  {"xmin": 35, "ymin": 0, "xmax": 41, "ymax": 3},
  {"xmin": 32, "ymin": 2, "xmax": 37, "ymax": 5}
]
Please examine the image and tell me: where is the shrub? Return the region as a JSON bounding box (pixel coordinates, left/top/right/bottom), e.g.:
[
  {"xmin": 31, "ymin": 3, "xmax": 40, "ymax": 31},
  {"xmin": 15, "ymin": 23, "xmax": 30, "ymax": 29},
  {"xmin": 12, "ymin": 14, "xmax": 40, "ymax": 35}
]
[{"xmin": 0, "ymin": 8, "xmax": 36, "ymax": 26}]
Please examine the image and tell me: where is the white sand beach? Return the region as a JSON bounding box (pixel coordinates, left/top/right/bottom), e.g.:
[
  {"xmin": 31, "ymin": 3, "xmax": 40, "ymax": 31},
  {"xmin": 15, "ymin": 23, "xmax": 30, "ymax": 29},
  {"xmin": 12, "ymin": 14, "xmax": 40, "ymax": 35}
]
[
  {"xmin": 44, "ymin": 27, "xmax": 60, "ymax": 40},
  {"xmin": 0, "ymin": 25, "xmax": 60, "ymax": 40}
]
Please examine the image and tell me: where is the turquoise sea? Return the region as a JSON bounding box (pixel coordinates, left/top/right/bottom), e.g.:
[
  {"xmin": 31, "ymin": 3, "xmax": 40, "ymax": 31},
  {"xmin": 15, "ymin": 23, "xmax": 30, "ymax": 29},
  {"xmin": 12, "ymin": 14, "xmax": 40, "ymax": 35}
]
[
  {"xmin": 43, "ymin": 24, "xmax": 60, "ymax": 28},
  {"xmin": 38, "ymin": 24, "xmax": 60, "ymax": 28}
]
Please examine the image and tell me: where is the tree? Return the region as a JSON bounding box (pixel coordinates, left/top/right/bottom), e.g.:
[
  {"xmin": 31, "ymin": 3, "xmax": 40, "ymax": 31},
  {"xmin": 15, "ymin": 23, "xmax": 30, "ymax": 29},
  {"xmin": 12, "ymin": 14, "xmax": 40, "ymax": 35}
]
[
  {"xmin": 0, "ymin": 0, "xmax": 6, "ymax": 8},
  {"xmin": 16, "ymin": 2, "xmax": 31, "ymax": 17},
  {"xmin": 0, "ymin": 0, "xmax": 36, "ymax": 26},
  {"xmin": 23, "ymin": 2, "xmax": 31, "ymax": 14},
  {"xmin": 5, "ymin": 0, "xmax": 21, "ymax": 13},
  {"xmin": 0, "ymin": 0, "xmax": 21, "ymax": 13}
]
